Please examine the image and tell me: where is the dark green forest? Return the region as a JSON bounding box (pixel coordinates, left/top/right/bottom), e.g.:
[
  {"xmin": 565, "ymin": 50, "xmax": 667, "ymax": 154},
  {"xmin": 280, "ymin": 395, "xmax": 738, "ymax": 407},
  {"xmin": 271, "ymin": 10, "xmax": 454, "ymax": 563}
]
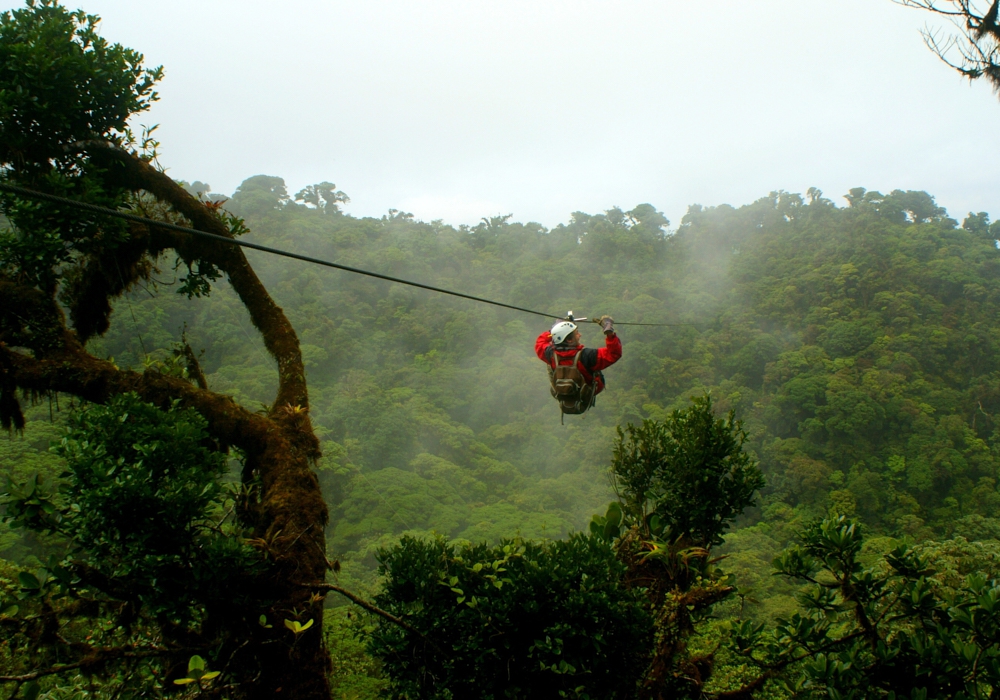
[
  {"xmin": 8, "ymin": 1, "xmax": 1000, "ymax": 698},
  {"xmin": 75, "ymin": 181, "xmax": 1000, "ymax": 555},
  {"xmin": 10, "ymin": 175, "xmax": 1000, "ymax": 696}
]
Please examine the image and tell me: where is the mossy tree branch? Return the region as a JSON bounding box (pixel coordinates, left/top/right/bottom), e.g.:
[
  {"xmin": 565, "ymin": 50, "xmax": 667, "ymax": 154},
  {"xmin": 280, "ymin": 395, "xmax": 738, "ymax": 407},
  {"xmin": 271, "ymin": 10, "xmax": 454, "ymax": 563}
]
[{"xmin": 86, "ymin": 142, "xmax": 311, "ymax": 421}]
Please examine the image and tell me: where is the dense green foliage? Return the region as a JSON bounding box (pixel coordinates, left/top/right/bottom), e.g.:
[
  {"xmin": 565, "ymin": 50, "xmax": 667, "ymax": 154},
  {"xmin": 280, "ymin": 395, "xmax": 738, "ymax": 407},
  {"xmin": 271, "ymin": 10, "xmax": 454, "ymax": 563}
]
[
  {"xmin": 612, "ymin": 395, "xmax": 764, "ymax": 548},
  {"xmin": 8, "ymin": 178, "xmax": 1000, "ymax": 695},
  {"xmin": 2, "ymin": 395, "xmax": 260, "ymax": 696},
  {"xmin": 51, "ymin": 395, "xmax": 258, "ymax": 620},
  {"xmin": 370, "ymin": 534, "xmax": 651, "ymax": 699},
  {"xmin": 361, "ymin": 392, "xmax": 1000, "ymax": 700},
  {"xmin": 365, "ymin": 396, "xmax": 762, "ymax": 698},
  {"xmin": 721, "ymin": 189, "xmax": 1000, "ymax": 540},
  {"xmin": 0, "ymin": 0, "xmax": 161, "ymax": 292},
  {"xmin": 67, "ymin": 181, "xmax": 1000, "ymax": 562},
  {"xmin": 0, "ymin": 0, "xmax": 160, "ymax": 161},
  {"xmin": 6, "ymin": 2, "xmax": 1000, "ymax": 698},
  {"xmin": 733, "ymin": 516, "xmax": 1000, "ymax": 699}
]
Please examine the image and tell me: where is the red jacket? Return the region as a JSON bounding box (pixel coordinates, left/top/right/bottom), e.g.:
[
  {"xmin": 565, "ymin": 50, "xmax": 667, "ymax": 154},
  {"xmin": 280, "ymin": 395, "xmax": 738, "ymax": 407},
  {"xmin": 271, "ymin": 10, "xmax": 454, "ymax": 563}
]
[{"xmin": 535, "ymin": 329, "xmax": 622, "ymax": 395}]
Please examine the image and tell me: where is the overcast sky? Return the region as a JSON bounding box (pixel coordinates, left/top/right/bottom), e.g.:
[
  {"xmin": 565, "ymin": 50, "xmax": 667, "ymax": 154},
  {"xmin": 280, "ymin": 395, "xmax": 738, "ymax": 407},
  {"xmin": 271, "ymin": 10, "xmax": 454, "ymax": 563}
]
[{"xmin": 12, "ymin": 0, "xmax": 1000, "ymax": 228}]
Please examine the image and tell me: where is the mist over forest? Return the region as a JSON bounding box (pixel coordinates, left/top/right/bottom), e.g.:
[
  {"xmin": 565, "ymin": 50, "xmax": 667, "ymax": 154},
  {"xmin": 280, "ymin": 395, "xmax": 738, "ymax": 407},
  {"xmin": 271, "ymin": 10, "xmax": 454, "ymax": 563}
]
[
  {"xmin": 94, "ymin": 179, "xmax": 1000, "ymax": 555},
  {"xmin": 10, "ymin": 171, "xmax": 1000, "ymax": 696},
  {"xmin": 10, "ymin": 0, "xmax": 1000, "ymax": 697}
]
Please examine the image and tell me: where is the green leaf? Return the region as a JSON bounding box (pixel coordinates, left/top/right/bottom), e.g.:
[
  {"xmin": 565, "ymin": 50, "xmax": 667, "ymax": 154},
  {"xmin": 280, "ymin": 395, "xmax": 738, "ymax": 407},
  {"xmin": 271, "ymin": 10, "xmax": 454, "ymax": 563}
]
[
  {"xmin": 284, "ymin": 618, "xmax": 314, "ymax": 634},
  {"xmin": 605, "ymin": 501, "xmax": 622, "ymax": 528},
  {"xmin": 187, "ymin": 655, "xmax": 206, "ymax": 673},
  {"xmin": 17, "ymin": 571, "xmax": 39, "ymax": 589}
]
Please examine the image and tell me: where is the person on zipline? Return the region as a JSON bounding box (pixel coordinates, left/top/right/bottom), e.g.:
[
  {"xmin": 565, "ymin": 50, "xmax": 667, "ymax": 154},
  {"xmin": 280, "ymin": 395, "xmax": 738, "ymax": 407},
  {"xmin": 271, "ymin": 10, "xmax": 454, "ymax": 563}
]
[{"xmin": 535, "ymin": 315, "xmax": 621, "ymax": 419}]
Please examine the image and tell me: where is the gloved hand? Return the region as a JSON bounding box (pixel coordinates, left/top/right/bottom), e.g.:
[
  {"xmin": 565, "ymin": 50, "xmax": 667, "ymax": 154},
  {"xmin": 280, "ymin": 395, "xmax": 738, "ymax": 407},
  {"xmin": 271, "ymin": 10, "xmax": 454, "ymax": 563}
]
[{"xmin": 599, "ymin": 315, "xmax": 615, "ymax": 335}]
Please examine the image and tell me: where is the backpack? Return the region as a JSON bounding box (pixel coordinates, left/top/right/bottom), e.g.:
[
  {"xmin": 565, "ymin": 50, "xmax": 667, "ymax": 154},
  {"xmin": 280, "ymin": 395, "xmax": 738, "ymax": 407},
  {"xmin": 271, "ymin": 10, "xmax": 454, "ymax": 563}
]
[{"xmin": 548, "ymin": 349, "xmax": 596, "ymax": 422}]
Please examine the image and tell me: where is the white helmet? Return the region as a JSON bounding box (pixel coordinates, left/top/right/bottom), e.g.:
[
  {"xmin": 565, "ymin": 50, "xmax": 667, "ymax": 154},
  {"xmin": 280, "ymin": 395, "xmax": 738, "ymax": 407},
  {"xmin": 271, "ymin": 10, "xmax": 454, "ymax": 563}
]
[{"xmin": 550, "ymin": 321, "xmax": 578, "ymax": 345}]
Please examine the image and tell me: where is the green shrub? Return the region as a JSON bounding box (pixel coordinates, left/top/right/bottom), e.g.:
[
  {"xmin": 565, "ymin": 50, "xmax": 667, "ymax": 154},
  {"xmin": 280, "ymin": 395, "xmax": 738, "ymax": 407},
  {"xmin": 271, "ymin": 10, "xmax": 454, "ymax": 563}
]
[{"xmin": 368, "ymin": 533, "xmax": 652, "ymax": 699}]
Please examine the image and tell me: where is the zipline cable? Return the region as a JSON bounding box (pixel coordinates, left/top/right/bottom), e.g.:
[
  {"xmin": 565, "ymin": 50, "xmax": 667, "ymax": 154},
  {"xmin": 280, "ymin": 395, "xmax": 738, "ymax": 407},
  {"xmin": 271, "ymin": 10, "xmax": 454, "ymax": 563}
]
[{"xmin": 0, "ymin": 183, "xmax": 702, "ymax": 328}]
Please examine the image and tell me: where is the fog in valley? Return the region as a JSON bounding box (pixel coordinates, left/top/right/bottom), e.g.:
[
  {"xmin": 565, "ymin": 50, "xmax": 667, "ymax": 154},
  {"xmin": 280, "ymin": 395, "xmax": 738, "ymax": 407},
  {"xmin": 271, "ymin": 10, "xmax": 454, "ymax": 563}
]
[{"xmin": 8, "ymin": 1, "xmax": 1000, "ymax": 697}]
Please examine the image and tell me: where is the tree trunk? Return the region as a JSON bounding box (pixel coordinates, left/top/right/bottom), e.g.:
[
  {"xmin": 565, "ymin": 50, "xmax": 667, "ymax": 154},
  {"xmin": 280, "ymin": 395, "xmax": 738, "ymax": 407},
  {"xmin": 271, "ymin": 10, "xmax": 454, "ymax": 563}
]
[{"xmin": 1, "ymin": 144, "xmax": 335, "ymax": 698}]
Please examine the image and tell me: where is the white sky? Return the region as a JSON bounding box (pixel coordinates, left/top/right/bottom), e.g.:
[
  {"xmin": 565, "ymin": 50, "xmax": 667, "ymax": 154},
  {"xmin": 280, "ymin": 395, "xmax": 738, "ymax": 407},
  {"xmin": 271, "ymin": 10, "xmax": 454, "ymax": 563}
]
[{"xmin": 12, "ymin": 0, "xmax": 1000, "ymax": 228}]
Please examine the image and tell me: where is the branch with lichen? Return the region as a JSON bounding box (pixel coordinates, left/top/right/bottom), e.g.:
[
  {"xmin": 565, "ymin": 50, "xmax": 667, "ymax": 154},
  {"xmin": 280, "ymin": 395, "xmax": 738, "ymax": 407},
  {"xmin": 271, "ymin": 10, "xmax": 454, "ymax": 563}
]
[
  {"xmin": 0, "ymin": 340, "xmax": 270, "ymax": 454},
  {"xmin": 897, "ymin": 0, "xmax": 1000, "ymax": 91},
  {"xmin": 84, "ymin": 141, "xmax": 311, "ymax": 418}
]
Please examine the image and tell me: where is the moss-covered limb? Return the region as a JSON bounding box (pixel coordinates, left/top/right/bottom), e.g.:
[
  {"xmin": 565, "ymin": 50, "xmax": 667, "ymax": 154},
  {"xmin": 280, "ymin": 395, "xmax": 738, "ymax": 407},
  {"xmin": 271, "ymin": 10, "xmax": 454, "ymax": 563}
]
[
  {"xmin": 176, "ymin": 341, "xmax": 208, "ymax": 390},
  {"xmin": 0, "ymin": 280, "xmax": 69, "ymax": 430},
  {"xmin": 1, "ymin": 342, "xmax": 332, "ymax": 698},
  {"xmin": 0, "ymin": 646, "xmax": 170, "ymax": 683},
  {"xmin": 2, "ymin": 11, "xmax": 330, "ymax": 695},
  {"xmin": 639, "ymin": 583, "xmax": 736, "ymax": 699},
  {"xmin": 68, "ymin": 561, "xmax": 142, "ymax": 604},
  {"xmin": 126, "ymin": 215, "xmax": 331, "ymax": 695},
  {"xmin": 0, "ymin": 343, "xmax": 272, "ymax": 455},
  {"xmin": 63, "ymin": 224, "xmax": 154, "ymax": 344},
  {"xmin": 248, "ymin": 437, "xmax": 330, "ymax": 614},
  {"xmin": 3, "ymin": 183, "xmax": 330, "ymax": 698},
  {"xmin": 87, "ymin": 142, "xmax": 310, "ymax": 416},
  {"xmin": 0, "ymin": 280, "xmax": 67, "ymax": 353},
  {"xmin": 245, "ymin": 446, "xmax": 331, "ymax": 700}
]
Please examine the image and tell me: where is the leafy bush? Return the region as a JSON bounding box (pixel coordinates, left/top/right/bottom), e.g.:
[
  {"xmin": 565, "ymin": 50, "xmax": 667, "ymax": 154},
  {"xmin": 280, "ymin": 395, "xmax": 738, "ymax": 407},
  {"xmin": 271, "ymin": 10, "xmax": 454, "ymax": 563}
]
[
  {"xmin": 46, "ymin": 394, "xmax": 260, "ymax": 620},
  {"xmin": 603, "ymin": 395, "xmax": 765, "ymax": 698},
  {"xmin": 611, "ymin": 394, "xmax": 764, "ymax": 548},
  {"xmin": 729, "ymin": 516, "xmax": 1000, "ymax": 698},
  {"xmin": 368, "ymin": 533, "xmax": 652, "ymax": 699},
  {"xmin": 1, "ymin": 394, "xmax": 262, "ymax": 692}
]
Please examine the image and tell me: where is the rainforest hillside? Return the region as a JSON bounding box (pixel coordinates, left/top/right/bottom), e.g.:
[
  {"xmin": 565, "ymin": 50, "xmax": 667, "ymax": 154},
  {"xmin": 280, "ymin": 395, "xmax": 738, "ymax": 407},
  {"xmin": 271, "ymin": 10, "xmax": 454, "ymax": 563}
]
[{"xmin": 6, "ymin": 182, "xmax": 1000, "ymax": 576}]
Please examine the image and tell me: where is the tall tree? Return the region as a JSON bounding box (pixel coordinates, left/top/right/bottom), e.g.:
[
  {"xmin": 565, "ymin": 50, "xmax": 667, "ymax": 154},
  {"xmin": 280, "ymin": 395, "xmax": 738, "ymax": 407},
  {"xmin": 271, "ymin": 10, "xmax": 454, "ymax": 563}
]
[
  {"xmin": 0, "ymin": 2, "xmax": 330, "ymax": 697},
  {"xmin": 608, "ymin": 396, "xmax": 764, "ymax": 698}
]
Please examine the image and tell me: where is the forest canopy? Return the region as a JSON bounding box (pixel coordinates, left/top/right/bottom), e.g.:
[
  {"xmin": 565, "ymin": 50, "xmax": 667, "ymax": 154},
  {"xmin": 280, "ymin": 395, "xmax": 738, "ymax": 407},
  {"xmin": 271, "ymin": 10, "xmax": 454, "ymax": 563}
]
[
  {"xmin": 9, "ymin": 174, "xmax": 1000, "ymax": 696},
  {"xmin": 6, "ymin": 0, "xmax": 1000, "ymax": 697},
  {"xmin": 99, "ymin": 181, "xmax": 1000, "ymax": 551}
]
